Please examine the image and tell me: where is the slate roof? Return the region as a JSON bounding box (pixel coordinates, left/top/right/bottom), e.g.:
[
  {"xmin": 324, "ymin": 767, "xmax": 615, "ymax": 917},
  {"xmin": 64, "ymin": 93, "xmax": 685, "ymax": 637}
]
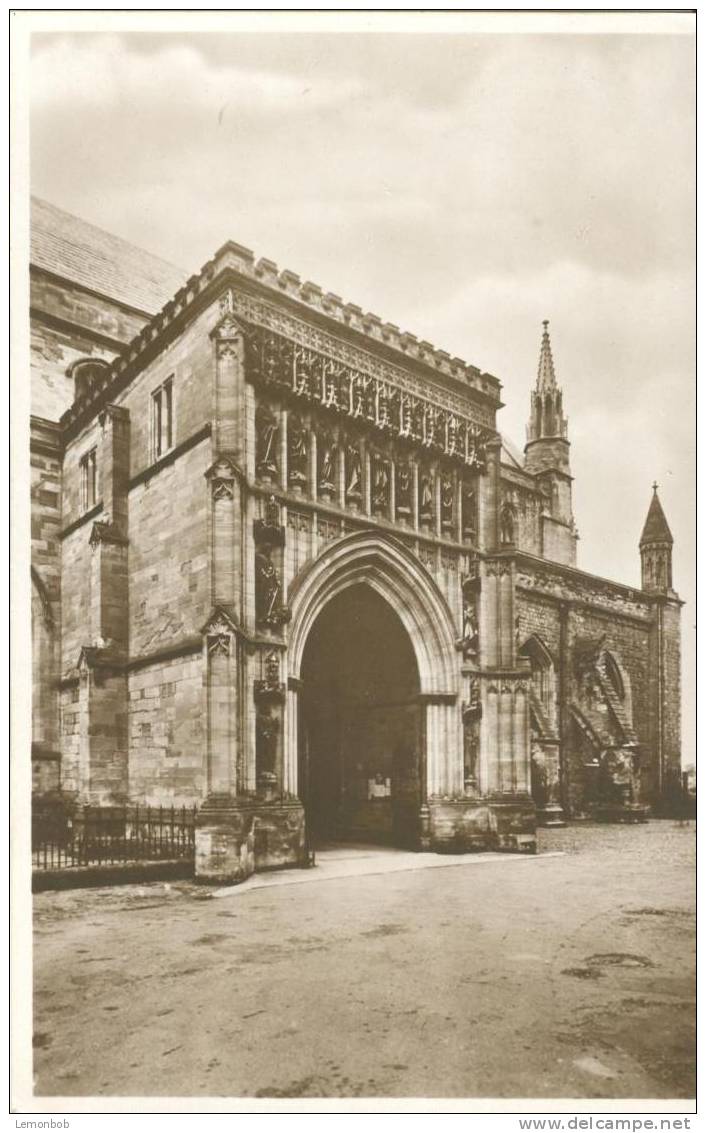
[
  {"xmin": 639, "ymin": 486, "xmax": 673, "ymax": 546},
  {"xmin": 30, "ymin": 196, "xmax": 187, "ymax": 315}
]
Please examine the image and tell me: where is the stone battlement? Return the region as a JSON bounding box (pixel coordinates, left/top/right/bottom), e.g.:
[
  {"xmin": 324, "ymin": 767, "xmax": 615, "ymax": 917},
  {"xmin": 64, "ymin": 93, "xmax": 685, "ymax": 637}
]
[{"xmin": 60, "ymin": 238, "xmax": 502, "ymax": 439}]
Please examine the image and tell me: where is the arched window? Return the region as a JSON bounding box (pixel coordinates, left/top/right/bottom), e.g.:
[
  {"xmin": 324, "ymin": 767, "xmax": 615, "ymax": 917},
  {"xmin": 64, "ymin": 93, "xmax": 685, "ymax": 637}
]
[
  {"xmin": 67, "ymin": 357, "xmax": 111, "ymax": 402},
  {"xmin": 519, "ymin": 634, "xmax": 557, "ymax": 731}
]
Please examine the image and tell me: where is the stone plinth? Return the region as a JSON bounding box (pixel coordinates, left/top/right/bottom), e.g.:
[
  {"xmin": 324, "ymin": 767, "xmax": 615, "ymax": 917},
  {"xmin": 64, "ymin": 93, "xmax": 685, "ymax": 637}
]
[
  {"xmin": 195, "ymin": 796, "xmax": 256, "ymax": 884},
  {"xmin": 426, "ymin": 795, "xmax": 536, "ymax": 854},
  {"xmin": 252, "ymin": 800, "xmax": 307, "ymax": 870},
  {"xmin": 195, "ymin": 796, "xmax": 307, "ymax": 882}
]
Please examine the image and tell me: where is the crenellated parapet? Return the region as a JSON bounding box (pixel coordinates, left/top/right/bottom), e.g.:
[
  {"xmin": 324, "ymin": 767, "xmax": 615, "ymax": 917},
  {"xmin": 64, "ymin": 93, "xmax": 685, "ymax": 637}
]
[{"xmin": 60, "ymin": 239, "xmax": 502, "ymax": 442}]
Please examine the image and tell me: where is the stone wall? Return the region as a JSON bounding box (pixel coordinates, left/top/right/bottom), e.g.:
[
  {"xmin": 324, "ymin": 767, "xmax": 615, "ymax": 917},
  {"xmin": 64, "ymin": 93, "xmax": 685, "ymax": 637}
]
[
  {"xmin": 516, "ymin": 557, "xmax": 661, "ymax": 814},
  {"xmin": 129, "ymin": 439, "xmax": 210, "ymax": 657},
  {"xmin": 30, "ymin": 270, "xmax": 148, "ymax": 423},
  {"xmin": 31, "ymin": 418, "xmax": 62, "ymax": 789},
  {"xmin": 127, "ymin": 652, "xmax": 205, "ymax": 805}
]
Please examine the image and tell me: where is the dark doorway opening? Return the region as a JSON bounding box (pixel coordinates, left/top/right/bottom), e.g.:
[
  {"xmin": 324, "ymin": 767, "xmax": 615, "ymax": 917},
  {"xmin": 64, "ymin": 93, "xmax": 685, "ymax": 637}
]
[{"xmin": 300, "ymin": 584, "xmax": 422, "ymax": 849}]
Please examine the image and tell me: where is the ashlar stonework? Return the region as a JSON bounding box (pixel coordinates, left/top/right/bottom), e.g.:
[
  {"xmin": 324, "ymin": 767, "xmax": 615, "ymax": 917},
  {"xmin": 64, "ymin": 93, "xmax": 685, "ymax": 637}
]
[{"xmin": 29, "ymin": 198, "xmax": 683, "ymax": 882}]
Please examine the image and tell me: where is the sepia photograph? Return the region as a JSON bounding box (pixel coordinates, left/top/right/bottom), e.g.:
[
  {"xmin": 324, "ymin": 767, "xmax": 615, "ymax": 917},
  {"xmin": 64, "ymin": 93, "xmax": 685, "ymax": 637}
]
[{"xmin": 11, "ymin": 9, "xmax": 695, "ymax": 1114}]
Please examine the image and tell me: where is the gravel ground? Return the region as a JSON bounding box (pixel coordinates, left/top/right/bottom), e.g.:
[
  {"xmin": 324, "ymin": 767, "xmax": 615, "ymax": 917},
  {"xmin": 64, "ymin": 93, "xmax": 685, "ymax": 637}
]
[{"xmin": 31, "ymin": 819, "xmax": 695, "ymax": 1101}]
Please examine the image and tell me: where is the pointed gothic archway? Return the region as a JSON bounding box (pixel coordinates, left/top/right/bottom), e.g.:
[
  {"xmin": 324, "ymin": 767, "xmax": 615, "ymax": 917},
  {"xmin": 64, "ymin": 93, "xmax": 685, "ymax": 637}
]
[{"xmin": 284, "ymin": 531, "xmax": 461, "ymax": 847}]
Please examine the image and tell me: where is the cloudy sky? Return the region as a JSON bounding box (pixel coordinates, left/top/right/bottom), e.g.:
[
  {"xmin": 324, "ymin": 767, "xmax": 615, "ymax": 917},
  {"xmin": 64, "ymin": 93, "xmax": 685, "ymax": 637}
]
[{"xmin": 29, "ymin": 23, "xmax": 695, "ymax": 759}]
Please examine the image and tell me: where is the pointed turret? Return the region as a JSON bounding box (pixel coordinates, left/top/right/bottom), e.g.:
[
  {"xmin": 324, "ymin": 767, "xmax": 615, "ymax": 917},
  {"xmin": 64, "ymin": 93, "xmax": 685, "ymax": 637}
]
[
  {"xmin": 640, "ymin": 483, "xmax": 674, "ymax": 592},
  {"xmin": 536, "ymin": 318, "xmax": 558, "ymax": 390},
  {"xmin": 526, "ymin": 320, "xmax": 568, "ymax": 449},
  {"xmin": 524, "ymin": 321, "xmax": 577, "ymax": 567}
]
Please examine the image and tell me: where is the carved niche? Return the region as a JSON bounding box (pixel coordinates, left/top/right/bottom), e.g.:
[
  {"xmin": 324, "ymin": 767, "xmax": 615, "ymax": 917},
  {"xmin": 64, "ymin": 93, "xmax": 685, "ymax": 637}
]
[
  {"xmin": 371, "ymin": 451, "xmax": 391, "ymax": 513},
  {"xmin": 253, "ymin": 497, "xmax": 290, "ymax": 628},
  {"xmin": 345, "ymin": 440, "xmax": 363, "ymax": 505},
  {"xmin": 255, "ymin": 547, "xmax": 290, "ymax": 627},
  {"xmin": 462, "ymin": 677, "xmax": 481, "ymax": 795},
  {"xmin": 256, "ymin": 703, "xmax": 280, "ymax": 790},
  {"xmin": 499, "ymin": 492, "xmax": 517, "ymax": 546},
  {"xmin": 395, "ymin": 457, "xmax": 412, "ymax": 520},
  {"xmin": 317, "ymin": 429, "xmax": 338, "ymax": 499},
  {"xmin": 456, "ymin": 573, "xmax": 479, "ymax": 662},
  {"xmin": 440, "ymin": 469, "xmax": 454, "ymax": 531},
  {"xmin": 418, "ymin": 465, "xmax": 434, "ymax": 526},
  {"xmin": 287, "ymin": 413, "xmax": 308, "ymax": 490},
  {"xmin": 461, "ymin": 480, "xmax": 477, "ymax": 539},
  {"xmin": 255, "ymin": 405, "xmax": 280, "ymax": 482}
]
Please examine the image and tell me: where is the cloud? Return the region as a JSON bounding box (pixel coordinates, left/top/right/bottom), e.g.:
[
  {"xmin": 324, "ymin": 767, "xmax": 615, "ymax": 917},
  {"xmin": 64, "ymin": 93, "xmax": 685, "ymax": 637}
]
[{"xmin": 31, "ymin": 34, "xmax": 361, "ymax": 113}]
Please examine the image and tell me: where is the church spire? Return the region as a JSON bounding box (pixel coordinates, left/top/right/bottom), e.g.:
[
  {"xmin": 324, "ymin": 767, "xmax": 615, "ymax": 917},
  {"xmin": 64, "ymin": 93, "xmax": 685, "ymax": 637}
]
[
  {"xmin": 526, "ymin": 319, "xmax": 568, "ymax": 447},
  {"xmin": 537, "ymin": 319, "xmax": 557, "ymax": 391},
  {"xmin": 640, "ymin": 483, "xmax": 674, "ymax": 592}
]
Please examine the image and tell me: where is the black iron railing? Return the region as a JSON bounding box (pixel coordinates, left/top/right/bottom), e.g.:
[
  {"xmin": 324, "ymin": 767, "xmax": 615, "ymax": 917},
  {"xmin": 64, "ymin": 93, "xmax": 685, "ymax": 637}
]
[{"xmin": 32, "ymin": 803, "xmax": 198, "ymax": 870}]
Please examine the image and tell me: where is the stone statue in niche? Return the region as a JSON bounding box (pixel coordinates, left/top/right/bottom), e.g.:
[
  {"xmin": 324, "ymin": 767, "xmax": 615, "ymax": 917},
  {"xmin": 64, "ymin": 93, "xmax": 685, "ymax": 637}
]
[
  {"xmin": 500, "ymin": 497, "xmax": 516, "ymax": 546},
  {"xmin": 456, "ymin": 578, "xmax": 479, "ymax": 660},
  {"xmin": 462, "ymin": 482, "xmax": 477, "ymax": 537},
  {"xmin": 463, "ymin": 716, "xmax": 480, "ymax": 795},
  {"xmin": 256, "ymin": 705, "xmax": 279, "ymax": 790},
  {"xmin": 317, "ymin": 431, "xmax": 337, "ymax": 498},
  {"xmin": 345, "ymin": 442, "xmax": 362, "ymax": 502},
  {"xmin": 441, "ymin": 472, "xmax": 454, "ymax": 528},
  {"xmin": 462, "ymin": 683, "xmax": 481, "ymax": 794},
  {"xmin": 255, "ymin": 547, "xmax": 282, "ymax": 623},
  {"xmin": 287, "ymin": 414, "xmax": 308, "ymax": 489},
  {"xmin": 255, "ymin": 406, "xmax": 279, "ymax": 482},
  {"xmin": 372, "ymin": 453, "xmax": 390, "ymax": 512},
  {"xmin": 419, "ymin": 468, "xmax": 434, "ymax": 523},
  {"xmin": 396, "ymin": 460, "xmax": 412, "ymax": 517},
  {"xmin": 265, "ymin": 650, "xmax": 280, "ymax": 689},
  {"xmin": 530, "ymin": 743, "xmax": 548, "ymax": 809}
]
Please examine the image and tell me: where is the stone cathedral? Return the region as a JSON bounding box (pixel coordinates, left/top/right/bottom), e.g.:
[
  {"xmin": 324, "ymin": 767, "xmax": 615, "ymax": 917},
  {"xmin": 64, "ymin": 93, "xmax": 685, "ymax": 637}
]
[{"xmin": 29, "ymin": 198, "xmax": 683, "ymax": 882}]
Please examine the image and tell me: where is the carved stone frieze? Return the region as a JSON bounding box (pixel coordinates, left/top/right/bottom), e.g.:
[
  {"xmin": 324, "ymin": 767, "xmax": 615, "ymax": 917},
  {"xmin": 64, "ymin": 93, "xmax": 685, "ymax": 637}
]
[
  {"xmin": 216, "ymin": 286, "xmax": 496, "ymax": 428},
  {"xmin": 244, "ymin": 319, "xmax": 494, "ymax": 468},
  {"xmin": 516, "ymin": 564, "xmax": 650, "ymax": 616},
  {"xmin": 287, "ymin": 509, "xmax": 311, "ymax": 534},
  {"xmin": 318, "ymin": 518, "xmax": 341, "ymax": 544},
  {"xmin": 485, "ymin": 560, "xmax": 513, "ymax": 578}
]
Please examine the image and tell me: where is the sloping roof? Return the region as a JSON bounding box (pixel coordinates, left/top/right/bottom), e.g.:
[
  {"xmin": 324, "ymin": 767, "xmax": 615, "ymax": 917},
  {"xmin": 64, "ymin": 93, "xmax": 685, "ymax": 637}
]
[
  {"xmin": 640, "ymin": 486, "xmax": 673, "ymax": 546},
  {"xmin": 30, "ymin": 196, "xmax": 187, "ymax": 315},
  {"xmin": 500, "ymin": 434, "xmax": 525, "ymax": 469}
]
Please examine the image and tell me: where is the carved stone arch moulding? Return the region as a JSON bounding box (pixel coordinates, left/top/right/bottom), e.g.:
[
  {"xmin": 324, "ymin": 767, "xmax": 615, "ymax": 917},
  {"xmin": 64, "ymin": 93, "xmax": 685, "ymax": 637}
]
[{"xmin": 286, "ymin": 529, "xmax": 459, "ymax": 696}]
